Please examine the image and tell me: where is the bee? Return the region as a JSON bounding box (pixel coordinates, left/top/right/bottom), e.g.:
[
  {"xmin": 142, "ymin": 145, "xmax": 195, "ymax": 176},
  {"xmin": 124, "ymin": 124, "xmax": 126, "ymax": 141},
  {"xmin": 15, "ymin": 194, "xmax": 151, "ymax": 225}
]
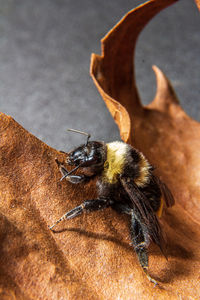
[{"xmin": 49, "ymin": 129, "xmax": 174, "ymax": 284}]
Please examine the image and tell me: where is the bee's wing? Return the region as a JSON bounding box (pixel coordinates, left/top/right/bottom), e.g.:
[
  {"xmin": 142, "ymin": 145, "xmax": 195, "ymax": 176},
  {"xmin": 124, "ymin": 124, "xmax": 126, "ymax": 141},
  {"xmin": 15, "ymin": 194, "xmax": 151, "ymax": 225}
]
[
  {"xmin": 120, "ymin": 176, "xmax": 166, "ymax": 255},
  {"xmin": 152, "ymin": 175, "xmax": 175, "ymax": 207}
]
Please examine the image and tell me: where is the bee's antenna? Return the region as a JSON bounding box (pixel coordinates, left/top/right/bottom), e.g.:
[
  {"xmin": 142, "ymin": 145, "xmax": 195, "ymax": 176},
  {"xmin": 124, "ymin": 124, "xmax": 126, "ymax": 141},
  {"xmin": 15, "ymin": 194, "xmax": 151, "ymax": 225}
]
[{"xmin": 67, "ymin": 128, "xmax": 91, "ymax": 146}]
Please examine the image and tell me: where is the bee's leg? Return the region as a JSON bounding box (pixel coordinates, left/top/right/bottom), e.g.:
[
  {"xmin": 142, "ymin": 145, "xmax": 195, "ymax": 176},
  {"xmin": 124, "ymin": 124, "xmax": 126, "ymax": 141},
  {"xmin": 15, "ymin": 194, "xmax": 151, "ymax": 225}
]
[
  {"xmin": 111, "ymin": 203, "xmax": 156, "ymax": 283},
  {"xmin": 49, "ymin": 198, "xmax": 113, "ymax": 230},
  {"xmin": 55, "ymin": 159, "xmax": 89, "ymax": 184},
  {"xmin": 62, "ymin": 174, "xmax": 88, "ymax": 184},
  {"xmin": 130, "ymin": 213, "xmax": 157, "ymax": 285}
]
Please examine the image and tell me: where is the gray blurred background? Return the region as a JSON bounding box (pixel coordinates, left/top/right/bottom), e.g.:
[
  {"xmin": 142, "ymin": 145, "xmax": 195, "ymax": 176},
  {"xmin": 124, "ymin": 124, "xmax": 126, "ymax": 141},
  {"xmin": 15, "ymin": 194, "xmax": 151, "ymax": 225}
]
[{"xmin": 0, "ymin": 0, "xmax": 199, "ymax": 150}]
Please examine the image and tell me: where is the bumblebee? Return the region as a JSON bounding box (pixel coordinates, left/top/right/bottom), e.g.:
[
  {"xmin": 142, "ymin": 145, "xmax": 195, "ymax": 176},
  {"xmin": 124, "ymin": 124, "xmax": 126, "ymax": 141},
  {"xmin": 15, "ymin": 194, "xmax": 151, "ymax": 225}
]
[{"xmin": 50, "ymin": 129, "xmax": 174, "ymax": 284}]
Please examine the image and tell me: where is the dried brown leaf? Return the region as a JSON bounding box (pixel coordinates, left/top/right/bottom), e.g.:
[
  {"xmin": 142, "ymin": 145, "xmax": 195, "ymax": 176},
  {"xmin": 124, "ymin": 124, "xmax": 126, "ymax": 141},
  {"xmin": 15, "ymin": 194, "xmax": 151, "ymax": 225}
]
[
  {"xmin": 1, "ymin": 0, "xmax": 200, "ymax": 299},
  {"xmin": 195, "ymin": 0, "xmax": 200, "ymax": 11}
]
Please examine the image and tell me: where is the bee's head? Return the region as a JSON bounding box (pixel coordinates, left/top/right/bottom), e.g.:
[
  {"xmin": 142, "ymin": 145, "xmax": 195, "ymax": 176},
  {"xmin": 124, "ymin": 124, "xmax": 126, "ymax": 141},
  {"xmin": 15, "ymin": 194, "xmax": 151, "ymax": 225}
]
[
  {"xmin": 60, "ymin": 129, "xmax": 107, "ymax": 181},
  {"xmin": 67, "ymin": 141, "xmax": 106, "ymax": 169}
]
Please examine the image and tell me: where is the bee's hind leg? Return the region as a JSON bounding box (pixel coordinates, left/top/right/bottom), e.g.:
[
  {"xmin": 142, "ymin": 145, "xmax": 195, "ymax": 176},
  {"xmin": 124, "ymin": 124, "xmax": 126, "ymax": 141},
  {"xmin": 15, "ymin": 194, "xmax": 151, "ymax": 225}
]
[
  {"xmin": 111, "ymin": 202, "xmax": 157, "ymax": 284},
  {"xmin": 130, "ymin": 212, "xmax": 158, "ymax": 285}
]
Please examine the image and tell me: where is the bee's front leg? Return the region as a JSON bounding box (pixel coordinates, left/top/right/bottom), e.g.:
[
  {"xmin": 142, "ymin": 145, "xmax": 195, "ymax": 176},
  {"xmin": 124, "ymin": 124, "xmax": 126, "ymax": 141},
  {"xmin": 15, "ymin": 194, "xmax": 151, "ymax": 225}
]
[{"xmin": 55, "ymin": 158, "xmax": 89, "ymax": 184}]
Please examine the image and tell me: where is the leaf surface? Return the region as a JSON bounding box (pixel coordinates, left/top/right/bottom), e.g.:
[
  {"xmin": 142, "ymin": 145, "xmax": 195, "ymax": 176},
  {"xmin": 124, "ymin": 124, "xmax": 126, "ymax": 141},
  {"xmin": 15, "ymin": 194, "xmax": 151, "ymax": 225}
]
[{"xmin": 1, "ymin": 0, "xmax": 200, "ymax": 299}]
